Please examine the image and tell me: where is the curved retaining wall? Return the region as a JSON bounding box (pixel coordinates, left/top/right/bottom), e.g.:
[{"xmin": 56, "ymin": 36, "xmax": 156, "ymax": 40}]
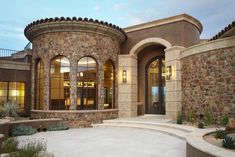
[
  {"xmin": 31, "ymin": 109, "xmax": 118, "ymax": 128},
  {"xmin": 181, "ymin": 36, "xmax": 235, "ymax": 122},
  {"xmin": 186, "ymin": 129, "xmax": 235, "ymax": 157}
]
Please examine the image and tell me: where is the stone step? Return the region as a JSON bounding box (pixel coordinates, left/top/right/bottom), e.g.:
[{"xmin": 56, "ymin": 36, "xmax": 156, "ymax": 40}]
[
  {"xmin": 103, "ymin": 119, "xmax": 196, "ymax": 133},
  {"xmin": 92, "ymin": 121, "xmax": 195, "ymax": 139}
]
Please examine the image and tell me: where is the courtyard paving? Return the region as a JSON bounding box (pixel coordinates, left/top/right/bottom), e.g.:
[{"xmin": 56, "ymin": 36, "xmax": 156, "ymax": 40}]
[{"xmin": 17, "ymin": 127, "xmax": 186, "ymax": 157}]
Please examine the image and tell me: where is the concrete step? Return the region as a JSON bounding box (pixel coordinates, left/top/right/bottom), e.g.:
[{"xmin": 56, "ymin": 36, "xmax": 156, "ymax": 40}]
[
  {"xmin": 92, "ymin": 120, "xmax": 198, "ymax": 139},
  {"xmin": 103, "ymin": 120, "xmax": 196, "ymax": 132}
]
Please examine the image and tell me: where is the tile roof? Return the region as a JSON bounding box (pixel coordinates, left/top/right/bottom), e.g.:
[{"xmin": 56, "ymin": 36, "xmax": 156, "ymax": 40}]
[
  {"xmin": 210, "ymin": 21, "xmax": 235, "ymax": 41},
  {"xmin": 24, "ymin": 17, "xmax": 126, "ymax": 36}
]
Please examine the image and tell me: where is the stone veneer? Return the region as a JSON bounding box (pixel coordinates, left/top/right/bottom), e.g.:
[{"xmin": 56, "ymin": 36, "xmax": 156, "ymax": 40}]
[
  {"xmin": 181, "ymin": 45, "xmax": 235, "ymax": 122},
  {"xmin": 24, "ymin": 18, "xmax": 126, "ymax": 111},
  {"xmin": 31, "ymin": 109, "xmax": 118, "ymax": 128}
]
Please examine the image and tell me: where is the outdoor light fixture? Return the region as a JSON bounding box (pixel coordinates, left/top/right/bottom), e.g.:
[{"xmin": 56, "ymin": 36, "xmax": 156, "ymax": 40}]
[
  {"xmin": 80, "ymin": 72, "xmax": 83, "ymax": 77},
  {"xmin": 166, "ymin": 66, "xmax": 172, "ymax": 80},
  {"xmin": 122, "ymin": 70, "xmax": 127, "ymax": 83}
]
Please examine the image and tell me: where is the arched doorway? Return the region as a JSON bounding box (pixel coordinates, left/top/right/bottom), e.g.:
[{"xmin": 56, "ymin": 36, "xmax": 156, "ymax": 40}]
[
  {"xmin": 137, "ymin": 45, "xmax": 166, "ymax": 115},
  {"xmin": 146, "ymin": 57, "xmax": 165, "ymax": 114},
  {"xmin": 77, "ymin": 57, "xmax": 97, "ymax": 110}
]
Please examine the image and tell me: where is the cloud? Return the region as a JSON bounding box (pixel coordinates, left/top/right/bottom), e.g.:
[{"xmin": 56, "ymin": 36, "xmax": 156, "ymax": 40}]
[
  {"xmin": 113, "ymin": 3, "xmax": 126, "ymax": 10},
  {"xmin": 93, "ymin": 5, "xmax": 101, "ymax": 11}
]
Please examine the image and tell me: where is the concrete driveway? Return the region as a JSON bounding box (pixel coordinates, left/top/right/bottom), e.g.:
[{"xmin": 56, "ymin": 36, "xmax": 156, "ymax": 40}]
[{"xmin": 17, "ymin": 127, "xmax": 186, "ymax": 157}]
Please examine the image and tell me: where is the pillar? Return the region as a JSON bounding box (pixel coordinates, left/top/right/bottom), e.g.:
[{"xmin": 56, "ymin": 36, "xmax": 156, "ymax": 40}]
[
  {"xmin": 43, "ymin": 58, "xmax": 50, "ymax": 110},
  {"xmin": 69, "ymin": 58, "xmax": 77, "ymax": 110},
  {"xmin": 165, "ymin": 46, "xmax": 185, "ymax": 120},
  {"xmin": 118, "ymin": 55, "xmax": 138, "ymax": 117},
  {"xmin": 98, "ymin": 63, "xmax": 104, "ymax": 109}
]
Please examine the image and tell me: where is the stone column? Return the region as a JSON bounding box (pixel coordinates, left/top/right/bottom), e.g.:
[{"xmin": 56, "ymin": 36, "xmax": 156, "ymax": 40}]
[
  {"xmin": 98, "ymin": 63, "xmax": 104, "ymax": 110},
  {"xmin": 31, "ymin": 59, "xmax": 35, "ymax": 110},
  {"xmin": 69, "ymin": 58, "xmax": 77, "ymax": 110},
  {"xmin": 118, "ymin": 55, "xmax": 138, "ymax": 117},
  {"xmin": 165, "ymin": 46, "xmax": 185, "ymax": 120},
  {"xmin": 43, "ymin": 59, "xmax": 50, "ymax": 110}
]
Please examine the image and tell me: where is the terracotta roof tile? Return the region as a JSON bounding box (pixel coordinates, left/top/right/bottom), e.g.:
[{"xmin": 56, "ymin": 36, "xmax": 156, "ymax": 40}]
[{"xmin": 210, "ymin": 21, "xmax": 235, "ymax": 41}]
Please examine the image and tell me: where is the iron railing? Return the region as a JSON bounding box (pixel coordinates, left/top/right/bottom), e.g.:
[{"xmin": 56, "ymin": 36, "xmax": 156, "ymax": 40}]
[
  {"xmin": 0, "ymin": 48, "xmax": 31, "ymax": 62},
  {"xmin": 0, "ymin": 48, "xmax": 19, "ymax": 60},
  {"xmin": 24, "ymin": 42, "xmax": 32, "ymax": 50}
]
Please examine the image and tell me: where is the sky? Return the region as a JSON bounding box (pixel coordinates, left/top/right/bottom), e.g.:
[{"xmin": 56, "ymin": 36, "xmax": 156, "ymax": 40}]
[{"xmin": 0, "ymin": 0, "xmax": 234, "ymax": 50}]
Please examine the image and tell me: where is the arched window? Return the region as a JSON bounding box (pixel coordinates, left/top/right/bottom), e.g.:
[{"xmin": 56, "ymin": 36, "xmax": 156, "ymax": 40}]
[
  {"xmin": 50, "ymin": 56, "xmax": 70, "ymax": 110},
  {"xmin": 104, "ymin": 60, "xmax": 115, "ymax": 109},
  {"xmin": 35, "ymin": 59, "xmax": 44, "ymax": 110},
  {"xmin": 77, "ymin": 57, "xmax": 97, "ymax": 110}
]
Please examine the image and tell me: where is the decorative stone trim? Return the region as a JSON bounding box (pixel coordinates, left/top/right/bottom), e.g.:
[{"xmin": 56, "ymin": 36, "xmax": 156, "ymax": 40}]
[
  {"xmin": 129, "ymin": 37, "xmax": 172, "ymax": 56},
  {"xmin": 124, "ymin": 14, "xmax": 203, "ymax": 33},
  {"xmin": 181, "ymin": 36, "xmax": 235, "ymax": 59},
  {"xmin": 186, "ymin": 129, "xmax": 235, "ymax": 157},
  {"xmin": 24, "ymin": 17, "xmax": 126, "ymax": 44}
]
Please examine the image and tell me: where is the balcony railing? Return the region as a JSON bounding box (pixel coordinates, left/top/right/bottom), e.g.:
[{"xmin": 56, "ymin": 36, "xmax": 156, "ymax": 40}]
[{"xmin": 0, "ymin": 48, "xmax": 31, "ymax": 63}]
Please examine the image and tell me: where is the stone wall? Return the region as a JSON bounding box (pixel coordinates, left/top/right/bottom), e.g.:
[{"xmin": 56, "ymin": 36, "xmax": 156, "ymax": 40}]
[
  {"xmin": 31, "ymin": 31, "xmax": 120, "ymax": 110},
  {"xmin": 181, "ymin": 46, "xmax": 235, "ymax": 122},
  {"xmin": 31, "ymin": 109, "xmax": 118, "ymax": 128}
]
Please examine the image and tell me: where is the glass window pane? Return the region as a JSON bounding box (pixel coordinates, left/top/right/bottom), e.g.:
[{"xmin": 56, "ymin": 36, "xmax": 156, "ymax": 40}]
[{"xmin": 0, "ymin": 82, "xmax": 7, "ymax": 89}]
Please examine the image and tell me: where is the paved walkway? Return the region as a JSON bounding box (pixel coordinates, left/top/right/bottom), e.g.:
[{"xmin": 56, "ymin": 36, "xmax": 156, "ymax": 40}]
[{"xmin": 17, "ymin": 127, "xmax": 186, "ymax": 157}]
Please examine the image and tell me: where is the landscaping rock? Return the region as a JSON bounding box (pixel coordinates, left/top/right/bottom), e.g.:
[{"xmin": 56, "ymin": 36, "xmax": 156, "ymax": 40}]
[{"xmin": 226, "ymin": 119, "xmax": 235, "ymax": 133}]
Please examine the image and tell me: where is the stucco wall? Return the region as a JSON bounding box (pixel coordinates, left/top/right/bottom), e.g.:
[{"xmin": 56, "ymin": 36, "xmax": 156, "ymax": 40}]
[
  {"xmin": 121, "ymin": 21, "xmax": 200, "ymax": 54},
  {"xmin": 181, "ymin": 45, "xmax": 235, "ymax": 122}
]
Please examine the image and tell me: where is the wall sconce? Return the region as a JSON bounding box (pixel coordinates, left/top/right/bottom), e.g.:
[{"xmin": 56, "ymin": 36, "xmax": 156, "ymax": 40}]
[
  {"xmin": 79, "ymin": 72, "xmax": 83, "ymax": 77},
  {"xmin": 166, "ymin": 66, "xmax": 172, "ymax": 80},
  {"xmin": 122, "ymin": 70, "xmax": 127, "ymax": 83}
]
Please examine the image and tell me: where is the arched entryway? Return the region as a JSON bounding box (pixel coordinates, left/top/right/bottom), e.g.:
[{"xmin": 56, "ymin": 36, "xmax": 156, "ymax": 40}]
[
  {"xmin": 138, "ymin": 45, "xmax": 166, "ymax": 114},
  {"xmin": 146, "ymin": 57, "xmax": 165, "ymax": 114}
]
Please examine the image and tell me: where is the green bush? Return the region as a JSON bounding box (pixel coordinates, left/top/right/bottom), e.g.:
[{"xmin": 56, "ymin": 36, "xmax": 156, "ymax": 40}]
[
  {"xmin": 11, "ymin": 124, "xmax": 37, "ymax": 136},
  {"xmin": 204, "ymin": 110, "xmax": 214, "ymax": 126},
  {"xmin": 176, "ymin": 112, "xmax": 183, "ymax": 124},
  {"xmin": 198, "ymin": 122, "xmax": 204, "ymax": 129},
  {"xmin": 11, "ymin": 141, "xmax": 46, "ymax": 157},
  {"xmin": 0, "ymin": 101, "xmax": 19, "ymax": 118},
  {"xmin": 220, "ymin": 115, "xmax": 229, "ymax": 127},
  {"xmin": 187, "ymin": 111, "xmax": 196, "ymax": 123},
  {"xmin": 1, "ymin": 138, "xmax": 19, "ymax": 153},
  {"xmin": 48, "ymin": 123, "xmax": 69, "ymax": 131},
  {"xmin": 223, "ymin": 135, "xmax": 235, "ymax": 149},
  {"xmin": 215, "ymin": 129, "xmax": 227, "ymax": 139}
]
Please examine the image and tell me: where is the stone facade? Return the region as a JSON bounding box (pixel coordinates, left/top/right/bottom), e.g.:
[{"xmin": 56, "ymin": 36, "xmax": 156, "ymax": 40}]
[
  {"xmin": 181, "ymin": 46, "xmax": 235, "ymax": 122},
  {"xmin": 31, "ymin": 109, "xmax": 118, "ymax": 128},
  {"xmin": 25, "ymin": 19, "xmax": 126, "ymax": 111}
]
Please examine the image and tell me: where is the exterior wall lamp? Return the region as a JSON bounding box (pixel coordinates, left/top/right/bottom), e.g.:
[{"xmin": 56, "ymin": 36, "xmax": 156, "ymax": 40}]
[
  {"xmin": 122, "ymin": 70, "xmax": 127, "ymax": 83},
  {"xmin": 166, "ymin": 66, "xmax": 172, "ymax": 80}
]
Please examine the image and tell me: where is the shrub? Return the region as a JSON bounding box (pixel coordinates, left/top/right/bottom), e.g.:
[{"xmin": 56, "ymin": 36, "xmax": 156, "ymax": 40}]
[
  {"xmin": 215, "ymin": 129, "xmax": 227, "ymax": 139},
  {"xmin": 223, "ymin": 135, "xmax": 235, "ymax": 149},
  {"xmin": 220, "ymin": 115, "xmax": 229, "ymax": 127},
  {"xmin": 198, "ymin": 122, "xmax": 204, "ymax": 129},
  {"xmin": 11, "ymin": 141, "xmax": 46, "ymax": 157},
  {"xmin": 48, "ymin": 123, "xmax": 69, "ymax": 131},
  {"xmin": 11, "ymin": 124, "xmax": 37, "ymax": 136},
  {"xmin": 0, "ymin": 101, "xmax": 19, "ymax": 118},
  {"xmin": 204, "ymin": 110, "xmax": 214, "ymax": 126},
  {"xmin": 187, "ymin": 111, "xmax": 196, "ymax": 123},
  {"xmin": 176, "ymin": 112, "xmax": 183, "ymax": 124},
  {"xmin": 1, "ymin": 138, "xmax": 19, "ymax": 153}
]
